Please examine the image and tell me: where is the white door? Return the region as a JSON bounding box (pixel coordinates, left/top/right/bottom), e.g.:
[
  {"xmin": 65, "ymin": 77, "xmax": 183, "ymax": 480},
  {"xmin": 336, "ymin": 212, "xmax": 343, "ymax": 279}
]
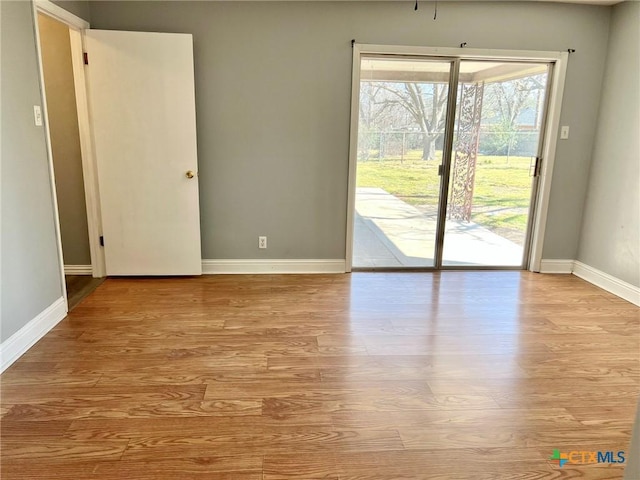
[{"xmin": 85, "ymin": 30, "xmax": 201, "ymax": 275}]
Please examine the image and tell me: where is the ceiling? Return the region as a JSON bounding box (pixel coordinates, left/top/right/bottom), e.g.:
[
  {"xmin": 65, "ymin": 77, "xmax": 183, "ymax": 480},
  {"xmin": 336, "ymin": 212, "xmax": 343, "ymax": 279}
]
[
  {"xmin": 200, "ymin": 0, "xmax": 625, "ymax": 4},
  {"xmin": 523, "ymin": 0, "xmax": 624, "ymax": 4},
  {"xmin": 361, "ymin": 57, "xmax": 548, "ymax": 83}
]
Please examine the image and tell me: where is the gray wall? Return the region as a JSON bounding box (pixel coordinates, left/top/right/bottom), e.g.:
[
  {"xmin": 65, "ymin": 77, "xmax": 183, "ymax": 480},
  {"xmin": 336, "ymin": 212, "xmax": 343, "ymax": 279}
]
[
  {"xmin": 38, "ymin": 12, "xmax": 92, "ymax": 266},
  {"xmin": 577, "ymin": 1, "xmax": 639, "ymax": 287},
  {"xmin": 88, "ymin": 1, "xmax": 611, "ymax": 261},
  {"xmin": 625, "ymin": 401, "xmax": 640, "ymax": 479},
  {"xmin": 51, "ymin": 0, "xmax": 90, "ymax": 22},
  {"xmin": 1, "ymin": 0, "xmax": 64, "ymax": 342}
]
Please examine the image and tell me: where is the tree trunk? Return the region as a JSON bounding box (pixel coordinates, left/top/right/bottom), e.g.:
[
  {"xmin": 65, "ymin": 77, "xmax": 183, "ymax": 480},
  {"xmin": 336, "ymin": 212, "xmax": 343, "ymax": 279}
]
[{"xmin": 422, "ymin": 134, "xmax": 436, "ymax": 160}]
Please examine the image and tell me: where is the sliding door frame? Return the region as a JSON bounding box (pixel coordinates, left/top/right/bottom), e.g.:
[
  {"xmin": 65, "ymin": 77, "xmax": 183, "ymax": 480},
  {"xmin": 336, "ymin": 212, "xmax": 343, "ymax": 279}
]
[
  {"xmin": 345, "ymin": 44, "xmax": 568, "ymax": 272},
  {"xmin": 433, "ymin": 58, "xmax": 459, "ymax": 270}
]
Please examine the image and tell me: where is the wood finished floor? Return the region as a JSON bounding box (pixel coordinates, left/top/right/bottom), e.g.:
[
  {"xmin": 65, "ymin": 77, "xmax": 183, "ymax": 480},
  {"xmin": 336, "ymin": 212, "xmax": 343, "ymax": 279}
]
[
  {"xmin": 65, "ymin": 275, "xmax": 105, "ymax": 311},
  {"xmin": 1, "ymin": 272, "xmax": 638, "ymax": 479}
]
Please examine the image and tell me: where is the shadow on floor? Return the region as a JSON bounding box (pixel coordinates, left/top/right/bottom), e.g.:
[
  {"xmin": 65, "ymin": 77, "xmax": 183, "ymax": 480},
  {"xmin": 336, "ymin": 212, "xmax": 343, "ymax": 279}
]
[{"xmin": 65, "ymin": 275, "xmax": 104, "ymax": 311}]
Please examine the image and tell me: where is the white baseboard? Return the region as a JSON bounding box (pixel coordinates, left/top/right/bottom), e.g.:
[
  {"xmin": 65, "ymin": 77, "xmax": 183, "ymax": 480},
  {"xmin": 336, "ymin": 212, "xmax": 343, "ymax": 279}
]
[
  {"xmin": 202, "ymin": 259, "xmax": 346, "ymax": 274},
  {"xmin": 537, "ymin": 259, "xmax": 639, "ymax": 306},
  {"xmin": 0, "ymin": 296, "xmax": 67, "ymax": 373},
  {"xmin": 539, "ymin": 259, "xmax": 574, "ymax": 274},
  {"xmin": 573, "ymin": 261, "xmax": 640, "ymax": 306},
  {"xmin": 64, "ymin": 265, "xmax": 92, "ymax": 275}
]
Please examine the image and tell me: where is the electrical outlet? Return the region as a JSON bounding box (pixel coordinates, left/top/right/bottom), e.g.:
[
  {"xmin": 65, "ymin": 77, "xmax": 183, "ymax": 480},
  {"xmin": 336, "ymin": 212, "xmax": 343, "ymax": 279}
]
[{"xmin": 258, "ymin": 236, "xmax": 267, "ymax": 249}]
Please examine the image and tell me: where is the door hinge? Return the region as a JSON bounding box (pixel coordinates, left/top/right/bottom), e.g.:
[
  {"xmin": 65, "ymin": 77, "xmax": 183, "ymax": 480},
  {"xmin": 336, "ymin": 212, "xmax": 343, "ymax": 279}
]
[
  {"xmin": 534, "ymin": 157, "xmax": 542, "ymax": 177},
  {"xmin": 83, "ymin": 52, "xmax": 89, "ymax": 65},
  {"xmin": 99, "ymin": 235, "xmax": 104, "ymax": 247},
  {"xmin": 438, "ymin": 164, "xmax": 444, "ymax": 176}
]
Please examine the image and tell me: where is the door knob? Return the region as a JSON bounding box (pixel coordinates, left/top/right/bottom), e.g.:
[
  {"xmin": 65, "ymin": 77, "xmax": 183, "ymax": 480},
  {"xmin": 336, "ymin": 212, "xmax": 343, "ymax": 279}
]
[{"xmin": 185, "ymin": 170, "xmax": 195, "ymax": 179}]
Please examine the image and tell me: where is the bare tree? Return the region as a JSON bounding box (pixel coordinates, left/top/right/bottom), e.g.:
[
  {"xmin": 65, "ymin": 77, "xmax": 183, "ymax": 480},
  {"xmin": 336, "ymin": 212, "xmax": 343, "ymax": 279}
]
[
  {"xmin": 486, "ymin": 75, "xmax": 545, "ymax": 128},
  {"xmin": 379, "ymin": 82, "xmax": 449, "ymax": 160},
  {"xmin": 481, "ymin": 74, "xmax": 546, "ymax": 155},
  {"xmin": 360, "ymin": 83, "xmax": 392, "ymax": 129},
  {"xmin": 358, "ymin": 83, "xmax": 397, "ymax": 160}
]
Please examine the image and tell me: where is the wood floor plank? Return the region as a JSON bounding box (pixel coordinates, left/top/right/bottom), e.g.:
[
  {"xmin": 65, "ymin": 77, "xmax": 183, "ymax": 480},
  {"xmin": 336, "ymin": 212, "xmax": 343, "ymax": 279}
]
[
  {"xmin": 0, "ymin": 420, "xmax": 73, "ymax": 437},
  {"xmin": 1, "ymin": 461, "xmax": 263, "ymax": 480},
  {"xmin": 263, "ymin": 392, "xmax": 500, "ymax": 416},
  {"xmin": 203, "ymin": 379, "xmax": 434, "ymax": 400},
  {"xmin": 1, "ymin": 461, "xmax": 108, "ymax": 480},
  {"xmin": 398, "ymin": 424, "xmax": 631, "ymax": 450},
  {"xmin": 92, "ymin": 456, "xmax": 264, "ymax": 479},
  {"xmin": 65, "ymin": 414, "xmax": 334, "ymax": 438},
  {"xmin": 118, "ymin": 427, "xmax": 404, "ymax": 460},
  {"xmin": 329, "ymin": 407, "xmax": 583, "ymax": 429},
  {"xmin": 263, "ymin": 452, "xmax": 339, "ymax": 479},
  {"xmin": 567, "ymin": 405, "xmax": 639, "ymax": 426},
  {"xmin": 0, "ymin": 384, "xmax": 206, "ymax": 404},
  {"xmin": 2, "ymin": 399, "xmax": 261, "ymax": 421},
  {"xmin": 333, "ymin": 447, "xmax": 628, "ymax": 479},
  {"xmin": 95, "ymin": 367, "xmax": 322, "ymax": 385},
  {"xmin": 0, "ymin": 439, "xmax": 128, "ymax": 461},
  {"xmin": 0, "ymin": 370, "xmax": 102, "ymax": 387},
  {"xmin": 0, "ymin": 272, "xmax": 637, "ymax": 479}
]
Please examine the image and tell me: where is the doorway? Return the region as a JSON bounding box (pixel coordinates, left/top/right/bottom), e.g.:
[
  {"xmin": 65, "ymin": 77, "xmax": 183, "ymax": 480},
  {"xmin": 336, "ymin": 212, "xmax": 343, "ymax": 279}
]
[
  {"xmin": 36, "ymin": 11, "xmax": 103, "ymax": 309},
  {"xmin": 348, "ymin": 47, "xmax": 563, "ymax": 271},
  {"xmin": 35, "ymin": 2, "xmax": 202, "ymax": 286}
]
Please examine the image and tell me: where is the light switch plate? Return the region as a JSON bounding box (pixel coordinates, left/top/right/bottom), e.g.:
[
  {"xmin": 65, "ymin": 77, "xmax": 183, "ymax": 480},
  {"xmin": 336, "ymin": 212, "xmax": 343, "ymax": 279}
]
[
  {"xmin": 33, "ymin": 105, "xmax": 43, "ymax": 126},
  {"xmin": 560, "ymin": 125, "xmax": 570, "ymax": 140}
]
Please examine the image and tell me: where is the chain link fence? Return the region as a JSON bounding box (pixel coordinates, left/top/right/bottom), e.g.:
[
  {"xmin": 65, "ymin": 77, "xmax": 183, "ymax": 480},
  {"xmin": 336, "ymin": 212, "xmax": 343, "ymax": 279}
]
[{"xmin": 358, "ymin": 130, "xmax": 541, "ymax": 161}]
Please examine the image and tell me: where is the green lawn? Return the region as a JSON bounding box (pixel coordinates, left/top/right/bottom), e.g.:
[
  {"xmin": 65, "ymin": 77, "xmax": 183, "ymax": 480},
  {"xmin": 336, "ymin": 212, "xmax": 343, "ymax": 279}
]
[{"xmin": 356, "ymin": 151, "xmax": 534, "ymax": 240}]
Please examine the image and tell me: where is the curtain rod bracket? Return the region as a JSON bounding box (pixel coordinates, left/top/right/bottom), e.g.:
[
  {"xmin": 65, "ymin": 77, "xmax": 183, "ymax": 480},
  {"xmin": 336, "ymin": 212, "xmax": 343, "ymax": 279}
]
[{"xmin": 568, "ymin": 48, "xmax": 576, "ymax": 53}]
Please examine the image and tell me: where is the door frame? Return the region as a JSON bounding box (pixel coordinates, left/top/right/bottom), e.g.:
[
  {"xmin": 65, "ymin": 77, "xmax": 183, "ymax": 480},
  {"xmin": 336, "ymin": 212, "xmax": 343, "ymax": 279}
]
[
  {"xmin": 33, "ymin": 0, "xmax": 106, "ymax": 285},
  {"xmin": 345, "ymin": 43, "xmax": 568, "ymax": 272}
]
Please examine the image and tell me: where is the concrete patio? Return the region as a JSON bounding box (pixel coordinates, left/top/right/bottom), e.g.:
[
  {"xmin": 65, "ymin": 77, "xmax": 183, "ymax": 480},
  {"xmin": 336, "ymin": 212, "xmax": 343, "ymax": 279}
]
[{"xmin": 353, "ymin": 187, "xmax": 524, "ymax": 268}]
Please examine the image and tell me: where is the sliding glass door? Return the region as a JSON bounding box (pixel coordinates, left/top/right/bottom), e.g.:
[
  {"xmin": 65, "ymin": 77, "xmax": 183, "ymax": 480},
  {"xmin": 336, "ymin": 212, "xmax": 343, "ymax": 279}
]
[
  {"xmin": 351, "ymin": 55, "xmax": 552, "ymax": 270},
  {"xmin": 442, "ymin": 61, "xmax": 550, "ymax": 267},
  {"xmin": 353, "ymin": 57, "xmax": 454, "ymax": 268}
]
